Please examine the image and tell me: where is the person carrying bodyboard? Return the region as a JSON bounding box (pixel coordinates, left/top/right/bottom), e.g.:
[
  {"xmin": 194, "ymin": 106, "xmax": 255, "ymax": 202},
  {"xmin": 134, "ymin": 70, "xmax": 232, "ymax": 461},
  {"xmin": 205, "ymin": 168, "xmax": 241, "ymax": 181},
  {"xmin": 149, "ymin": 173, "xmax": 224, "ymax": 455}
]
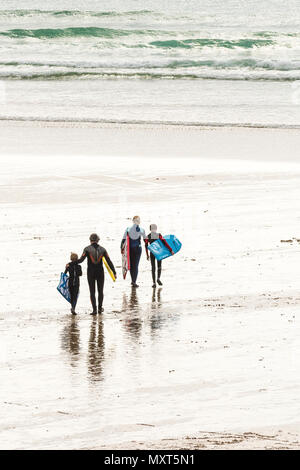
[
  {"xmin": 64, "ymin": 252, "xmax": 82, "ymax": 315},
  {"xmin": 76, "ymin": 233, "xmax": 117, "ymax": 315},
  {"xmin": 145, "ymin": 224, "xmax": 174, "ymax": 288},
  {"xmin": 120, "ymin": 216, "xmax": 147, "ymax": 288}
]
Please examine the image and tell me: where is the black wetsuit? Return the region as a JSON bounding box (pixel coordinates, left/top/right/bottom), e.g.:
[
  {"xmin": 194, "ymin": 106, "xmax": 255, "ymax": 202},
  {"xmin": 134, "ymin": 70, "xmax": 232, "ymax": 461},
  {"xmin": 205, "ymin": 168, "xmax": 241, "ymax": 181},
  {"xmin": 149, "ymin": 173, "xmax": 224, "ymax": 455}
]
[
  {"xmin": 78, "ymin": 243, "xmax": 116, "ymax": 312},
  {"xmin": 65, "ymin": 261, "xmax": 82, "ymax": 310},
  {"xmin": 146, "ymin": 233, "xmax": 162, "ymax": 283}
]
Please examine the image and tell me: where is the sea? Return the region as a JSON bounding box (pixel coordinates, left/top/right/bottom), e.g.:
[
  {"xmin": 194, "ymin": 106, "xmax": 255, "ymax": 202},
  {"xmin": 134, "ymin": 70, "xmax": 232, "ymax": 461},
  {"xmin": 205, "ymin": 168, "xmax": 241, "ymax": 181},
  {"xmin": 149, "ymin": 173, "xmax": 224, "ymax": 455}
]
[{"xmin": 1, "ymin": 0, "xmax": 300, "ymax": 126}]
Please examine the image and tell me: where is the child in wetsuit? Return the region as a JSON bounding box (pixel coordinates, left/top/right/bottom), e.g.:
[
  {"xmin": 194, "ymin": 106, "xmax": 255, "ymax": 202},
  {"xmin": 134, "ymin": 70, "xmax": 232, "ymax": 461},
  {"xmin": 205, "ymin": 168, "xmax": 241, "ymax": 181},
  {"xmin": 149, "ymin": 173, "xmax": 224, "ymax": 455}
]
[
  {"xmin": 145, "ymin": 224, "xmax": 173, "ymax": 288},
  {"xmin": 65, "ymin": 252, "xmax": 82, "ymax": 315}
]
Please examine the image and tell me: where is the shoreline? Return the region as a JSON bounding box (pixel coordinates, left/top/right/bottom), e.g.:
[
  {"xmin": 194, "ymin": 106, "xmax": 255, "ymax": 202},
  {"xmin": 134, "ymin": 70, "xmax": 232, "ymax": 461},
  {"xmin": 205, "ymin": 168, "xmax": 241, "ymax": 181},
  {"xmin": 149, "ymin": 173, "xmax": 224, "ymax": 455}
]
[
  {"xmin": 1, "ymin": 119, "xmax": 300, "ymax": 163},
  {"xmin": 1, "ymin": 117, "xmax": 300, "ymax": 130}
]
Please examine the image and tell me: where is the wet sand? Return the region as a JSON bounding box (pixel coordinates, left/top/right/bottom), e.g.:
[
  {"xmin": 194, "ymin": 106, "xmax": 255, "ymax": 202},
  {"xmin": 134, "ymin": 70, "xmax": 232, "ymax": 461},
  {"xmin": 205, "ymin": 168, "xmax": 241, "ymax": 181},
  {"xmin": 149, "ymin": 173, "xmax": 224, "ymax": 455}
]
[{"xmin": 0, "ymin": 122, "xmax": 300, "ymax": 450}]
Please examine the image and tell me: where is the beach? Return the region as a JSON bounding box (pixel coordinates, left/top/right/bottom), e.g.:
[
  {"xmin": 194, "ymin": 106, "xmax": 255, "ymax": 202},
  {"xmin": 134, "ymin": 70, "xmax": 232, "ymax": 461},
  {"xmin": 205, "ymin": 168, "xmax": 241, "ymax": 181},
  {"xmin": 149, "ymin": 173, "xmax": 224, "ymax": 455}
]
[{"xmin": 0, "ymin": 121, "xmax": 300, "ymax": 450}]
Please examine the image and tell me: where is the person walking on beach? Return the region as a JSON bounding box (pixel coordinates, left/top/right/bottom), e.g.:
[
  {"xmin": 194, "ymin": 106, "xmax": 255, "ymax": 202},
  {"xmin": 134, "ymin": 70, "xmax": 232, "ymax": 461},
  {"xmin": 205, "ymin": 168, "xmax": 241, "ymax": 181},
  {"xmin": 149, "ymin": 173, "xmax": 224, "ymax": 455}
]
[
  {"xmin": 65, "ymin": 252, "xmax": 82, "ymax": 315},
  {"xmin": 121, "ymin": 216, "xmax": 147, "ymax": 288},
  {"xmin": 77, "ymin": 233, "xmax": 117, "ymax": 315},
  {"xmin": 145, "ymin": 224, "xmax": 174, "ymax": 288}
]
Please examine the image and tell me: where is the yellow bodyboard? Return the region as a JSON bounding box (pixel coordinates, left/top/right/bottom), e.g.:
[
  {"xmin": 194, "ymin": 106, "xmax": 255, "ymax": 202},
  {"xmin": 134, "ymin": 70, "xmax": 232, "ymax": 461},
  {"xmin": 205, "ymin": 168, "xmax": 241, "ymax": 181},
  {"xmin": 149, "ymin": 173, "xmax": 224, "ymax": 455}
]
[{"xmin": 103, "ymin": 256, "xmax": 116, "ymax": 282}]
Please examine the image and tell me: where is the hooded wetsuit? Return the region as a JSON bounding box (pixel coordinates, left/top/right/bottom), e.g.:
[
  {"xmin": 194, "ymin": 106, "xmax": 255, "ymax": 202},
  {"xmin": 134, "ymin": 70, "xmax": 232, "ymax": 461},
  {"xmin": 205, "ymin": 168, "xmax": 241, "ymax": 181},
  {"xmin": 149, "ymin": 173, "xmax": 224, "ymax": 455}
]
[
  {"xmin": 78, "ymin": 243, "xmax": 116, "ymax": 312},
  {"xmin": 121, "ymin": 224, "xmax": 146, "ymax": 284}
]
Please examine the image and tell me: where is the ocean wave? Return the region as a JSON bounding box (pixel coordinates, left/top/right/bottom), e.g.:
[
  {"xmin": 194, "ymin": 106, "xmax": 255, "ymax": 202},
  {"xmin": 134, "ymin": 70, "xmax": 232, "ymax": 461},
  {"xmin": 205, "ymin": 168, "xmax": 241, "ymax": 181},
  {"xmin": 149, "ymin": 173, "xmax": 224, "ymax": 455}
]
[
  {"xmin": 0, "ymin": 28, "xmax": 278, "ymax": 48},
  {"xmin": 1, "ymin": 58, "xmax": 299, "ymax": 72},
  {"xmin": 150, "ymin": 38, "xmax": 274, "ymax": 49},
  {"xmin": 0, "ymin": 27, "xmax": 280, "ymax": 51},
  {"xmin": 0, "ymin": 9, "xmax": 155, "ymax": 18},
  {"xmin": 0, "ymin": 69, "xmax": 299, "ymax": 81},
  {"xmin": 0, "ymin": 27, "xmax": 159, "ymax": 39}
]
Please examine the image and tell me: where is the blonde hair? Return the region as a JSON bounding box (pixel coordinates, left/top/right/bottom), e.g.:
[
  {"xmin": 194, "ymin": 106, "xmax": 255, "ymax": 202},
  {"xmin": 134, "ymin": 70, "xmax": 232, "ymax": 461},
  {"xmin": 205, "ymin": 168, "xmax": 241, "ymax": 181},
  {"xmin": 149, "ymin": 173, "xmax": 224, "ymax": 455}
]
[
  {"xmin": 133, "ymin": 215, "xmax": 140, "ymax": 223},
  {"xmin": 70, "ymin": 252, "xmax": 78, "ymax": 262}
]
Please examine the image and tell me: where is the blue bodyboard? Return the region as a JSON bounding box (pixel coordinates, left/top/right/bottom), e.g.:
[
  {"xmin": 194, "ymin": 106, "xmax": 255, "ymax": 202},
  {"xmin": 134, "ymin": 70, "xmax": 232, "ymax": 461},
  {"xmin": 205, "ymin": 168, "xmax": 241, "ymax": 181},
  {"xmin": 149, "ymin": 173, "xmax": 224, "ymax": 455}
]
[
  {"xmin": 148, "ymin": 234, "xmax": 182, "ymax": 261},
  {"xmin": 57, "ymin": 272, "xmax": 71, "ymax": 303}
]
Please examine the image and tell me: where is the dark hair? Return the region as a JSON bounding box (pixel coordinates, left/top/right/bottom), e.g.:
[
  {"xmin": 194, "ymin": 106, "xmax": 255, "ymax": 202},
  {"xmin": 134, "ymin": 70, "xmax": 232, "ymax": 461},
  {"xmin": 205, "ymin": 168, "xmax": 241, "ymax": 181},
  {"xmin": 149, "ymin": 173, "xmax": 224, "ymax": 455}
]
[{"xmin": 89, "ymin": 233, "xmax": 100, "ymax": 242}]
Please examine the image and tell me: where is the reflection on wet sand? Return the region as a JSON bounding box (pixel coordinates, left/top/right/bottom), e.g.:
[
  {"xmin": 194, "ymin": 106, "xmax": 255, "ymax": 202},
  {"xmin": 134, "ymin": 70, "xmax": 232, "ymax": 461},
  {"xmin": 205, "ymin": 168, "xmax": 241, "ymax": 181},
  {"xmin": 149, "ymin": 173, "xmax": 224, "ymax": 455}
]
[
  {"xmin": 150, "ymin": 287, "xmax": 164, "ymax": 334},
  {"xmin": 60, "ymin": 316, "xmax": 81, "ymax": 366},
  {"xmin": 88, "ymin": 317, "xmax": 105, "ymax": 383},
  {"xmin": 152, "ymin": 287, "xmax": 162, "ymax": 305},
  {"xmin": 121, "ymin": 287, "xmax": 167, "ymax": 340},
  {"xmin": 122, "ymin": 288, "xmax": 142, "ymax": 341}
]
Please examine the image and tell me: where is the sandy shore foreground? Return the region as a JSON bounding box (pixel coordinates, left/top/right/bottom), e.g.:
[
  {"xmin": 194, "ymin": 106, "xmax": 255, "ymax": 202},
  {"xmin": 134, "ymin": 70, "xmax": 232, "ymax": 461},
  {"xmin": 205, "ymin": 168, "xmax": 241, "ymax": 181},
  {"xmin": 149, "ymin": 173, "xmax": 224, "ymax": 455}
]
[{"xmin": 0, "ymin": 122, "xmax": 300, "ymax": 450}]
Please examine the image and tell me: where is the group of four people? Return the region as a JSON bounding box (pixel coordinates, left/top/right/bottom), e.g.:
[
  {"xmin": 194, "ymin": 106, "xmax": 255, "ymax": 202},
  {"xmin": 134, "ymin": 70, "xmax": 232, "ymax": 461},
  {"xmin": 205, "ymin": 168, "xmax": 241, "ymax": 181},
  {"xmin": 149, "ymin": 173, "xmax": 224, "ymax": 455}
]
[{"xmin": 65, "ymin": 216, "xmax": 174, "ymax": 315}]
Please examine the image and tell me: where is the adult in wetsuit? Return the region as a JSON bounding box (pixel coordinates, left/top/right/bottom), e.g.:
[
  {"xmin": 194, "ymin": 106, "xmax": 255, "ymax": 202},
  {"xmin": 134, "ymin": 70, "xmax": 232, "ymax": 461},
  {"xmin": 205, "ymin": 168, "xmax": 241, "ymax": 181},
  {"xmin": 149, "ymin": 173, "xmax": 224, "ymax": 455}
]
[
  {"xmin": 121, "ymin": 216, "xmax": 147, "ymax": 288},
  {"xmin": 78, "ymin": 233, "xmax": 117, "ymax": 315},
  {"xmin": 145, "ymin": 224, "xmax": 174, "ymax": 288}
]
